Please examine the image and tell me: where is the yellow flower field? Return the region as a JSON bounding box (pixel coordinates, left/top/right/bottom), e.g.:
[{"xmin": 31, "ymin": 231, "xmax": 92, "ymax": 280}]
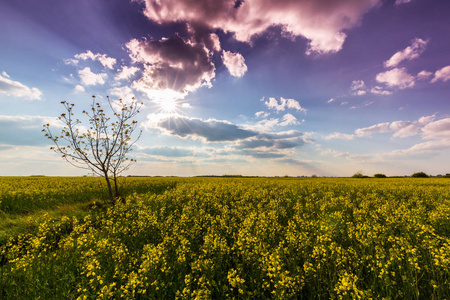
[{"xmin": 1, "ymin": 177, "xmax": 449, "ymax": 299}]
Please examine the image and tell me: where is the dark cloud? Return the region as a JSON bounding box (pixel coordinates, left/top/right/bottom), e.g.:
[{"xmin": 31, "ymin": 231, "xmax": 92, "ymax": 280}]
[
  {"xmin": 236, "ymin": 139, "xmax": 274, "ymax": 149},
  {"xmin": 143, "ymin": 114, "xmax": 258, "ymax": 142},
  {"xmin": 143, "ymin": 114, "xmax": 309, "ymax": 161},
  {"xmin": 186, "ymin": 22, "xmax": 221, "ymax": 52},
  {"xmin": 275, "ymin": 138, "xmax": 305, "ymax": 149},
  {"xmin": 236, "ymin": 149, "xmax": 286, "ymax": 159},
  {"xmin": 127, "ymin": 33, "xmax": 215, "ymax": 95},
  {"xmin": 236, "ymin": 136, "xmax": 305, "ymax": 149},
  {"xmin": 129, "ymin": 0, "xmax": 380, "ymax": 100},
  {"xmin": 258, "ymin": 130, "xmax": 305, "ymax": 140}
]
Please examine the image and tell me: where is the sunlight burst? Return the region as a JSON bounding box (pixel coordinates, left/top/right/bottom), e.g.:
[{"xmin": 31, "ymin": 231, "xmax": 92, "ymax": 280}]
[{"xmin": 159, "ymin": 97, "xmax": 177, "ymax": 113}]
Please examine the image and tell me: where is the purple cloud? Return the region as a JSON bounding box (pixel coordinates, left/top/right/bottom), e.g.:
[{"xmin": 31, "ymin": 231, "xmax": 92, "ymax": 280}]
[
  {"xmin": 127, "ymin": 34, "xmax": 215, "ymax": 96},
  {"xmin": 139, "ymin": 0, "xmax": 380, "ymax": 54}
]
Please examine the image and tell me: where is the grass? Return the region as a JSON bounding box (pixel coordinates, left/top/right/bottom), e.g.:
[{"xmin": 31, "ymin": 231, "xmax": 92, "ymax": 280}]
[{"xmin": 0, "ymin": 200, "xmax": 102, "ymax": 246}]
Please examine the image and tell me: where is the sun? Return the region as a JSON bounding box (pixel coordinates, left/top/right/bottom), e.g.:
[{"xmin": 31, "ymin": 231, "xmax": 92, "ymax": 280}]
[{"xmin": 159, "ymin": 97, "xmax": 177, "ymax": 113}]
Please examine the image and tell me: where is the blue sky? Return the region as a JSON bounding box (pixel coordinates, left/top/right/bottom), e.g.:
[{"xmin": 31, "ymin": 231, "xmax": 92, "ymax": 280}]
[{"xmin": 1, "ymin": 0, "xmax": 450, "ymax": 176}]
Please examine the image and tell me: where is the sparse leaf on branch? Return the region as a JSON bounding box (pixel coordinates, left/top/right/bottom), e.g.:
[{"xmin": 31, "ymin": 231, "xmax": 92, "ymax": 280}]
[{"xmin": 43, "ymin": 95, "xmax": 143, "ymax": 204}]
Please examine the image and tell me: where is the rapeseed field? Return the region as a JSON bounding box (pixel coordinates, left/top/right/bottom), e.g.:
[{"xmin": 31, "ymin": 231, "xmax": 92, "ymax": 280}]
[{"xmin": 1, "ymin": 177, "xmax": 449, "ymax": 299}]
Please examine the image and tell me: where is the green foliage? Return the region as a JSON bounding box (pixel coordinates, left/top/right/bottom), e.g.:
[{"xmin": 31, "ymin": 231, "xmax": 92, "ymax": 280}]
[
  {"xmin": 411, "ymin": 172, "xmax": 429, "ymax": 178},
  {"xmin": 374, "ymin": 173, "xmax": 387, "ymax": 178},
  {"xmin": 1, "ymin": 177, "xmax": 450, "ymax": 299},
  {"xmin": 352, "ymin": 172, "xmax": 369, "ymax": 178}
]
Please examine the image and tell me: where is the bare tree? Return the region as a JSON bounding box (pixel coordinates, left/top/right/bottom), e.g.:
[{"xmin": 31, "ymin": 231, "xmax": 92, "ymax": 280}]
[{"xmin": 43, "ymin": 96, "xmax": 142, "ymax": 204}]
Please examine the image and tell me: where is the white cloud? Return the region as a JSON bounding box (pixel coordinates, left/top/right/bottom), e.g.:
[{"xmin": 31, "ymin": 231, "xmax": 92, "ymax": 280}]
[
  {"xmin": 370, "ymin": 86, "xmax": 392, "ymax": 95},
  {"xmin": 358, "ymin": 116, "xmax": 436, "ymax": 138},
  {"xmin": 350, "ymin": 80, "xmax": 365, "ymax": 91},
  {"xmin": 246, "ymin": 118, "xmax": 280, "ymax": 131},
  {"xmin": 327, "ymin": 98, "xmax": 335, "ymax": 103},
  {"xmin": 255, "ymin": 111, "xmax": 269, "ymax": 118},
  {"xmin": 431, "ymin": 66, "xmax": 450, "ymax": 83},
  {"xmin": 417, "ymin": 70, "xmax": 433, "ymax": 80},
  {"xmin": 64, "ymin": 59, "xmax": 79, "ymax": 66},
  {"xmin": 210, "ymin": 33, "xmax": 221, "ymax": 51},
  {"xmin": 279, "ymin": 114, "xmax": 299, "ymax": 126},
  {"xmin": 422, "ymin": 118, "xmax": 450, "ymax": 139},
  {"xmin": 382, "ymin": 139, "xmax": 450, "ymax": 158},
  {"xmin": 74, "ymin": 50, "xmax": 117, "ymax": 69},
  {"xmin": 181, "ymin": 103, "xmax": 191, "ymax": 108},
  {"xmin": 286, "ymin": 98, "xmax": 305, "ymax": 111},
  {"xmin": 375, "ymin": 68, "xmax": 415, "ymax": 89},
  {"xmin": 343, "ymin": 138, "xmax": 450, "ymax": 163},
  {"xmin": 390, "ymin": 115, "xmax": 436, "ymax": 138},
  {"xmin": 222, "ymin": 51, "xmax": 248, "ymax": 77},
  {"xmin": 108, "ymin": 86, "xmax": 135, "ymax": 101},
  {"xmin": 78, "ymin": 67, "xmax": 107, "ymax": 86},
  {"xmin": 395, "ymin": 0, "xmax": 411, "ymax": 5},
  {"xmin": 115, "ymin": 66, "xmax": 140, "ymax": 81},
  {"xmin": 350, "ymin": 80, "xmax": 367, "ymax": 95},
  {"xmin": 264, "ymin": 97, "xmax": 306, "ymax": 112},
  {"xmin": 324, "ymin": 132, "xmax": 355, "ymax": 140},
  {"xmin": 74, "ymin": 85, "xmax": 85, "ymax": 93},
  {"xmin": 0, "ymin": 72, "xmax": 42, "ymax": 100},
  {"xmin": 355, "ymin": 122, "xmax": 391, "ymax": 136},
  {"xmin": 384, "ymin": 38, "xmax": 427, "ymax": 68},
  {"xmin": 265, "ymin": 97, "xmax": 284, "ymax": 111},
  {"xmin": 139, "ymin": 0, "xmax": 380, "ymax": 54},
  {"xmin": 325, "ymin": 115, "xmax": 437, "ymax": 140}
]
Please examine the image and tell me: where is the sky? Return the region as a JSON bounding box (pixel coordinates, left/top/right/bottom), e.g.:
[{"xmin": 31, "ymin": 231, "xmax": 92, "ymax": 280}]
[{"xmin": 1, "ymin": 0, "xmax": 450, "ymax": 177}]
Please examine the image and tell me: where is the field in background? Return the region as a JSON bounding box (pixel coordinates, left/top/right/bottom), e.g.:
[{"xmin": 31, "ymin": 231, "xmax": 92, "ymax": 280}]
[
  {"xmin": 1, "ymin": 177, "xmax": 449, "ymax": 299},
  {"xmin": 0, "ymin": 177, "xmax": 174, "ymax": 245}
]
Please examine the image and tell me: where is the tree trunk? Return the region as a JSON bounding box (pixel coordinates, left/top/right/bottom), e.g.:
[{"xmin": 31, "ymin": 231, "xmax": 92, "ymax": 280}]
[
  {"xmin": 104, "ymin": 173, "xmax": 115, "ymax": 205},
  {"xmin": 113, "ymin": 174, "xmax": 119, "ymax": 198}
]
